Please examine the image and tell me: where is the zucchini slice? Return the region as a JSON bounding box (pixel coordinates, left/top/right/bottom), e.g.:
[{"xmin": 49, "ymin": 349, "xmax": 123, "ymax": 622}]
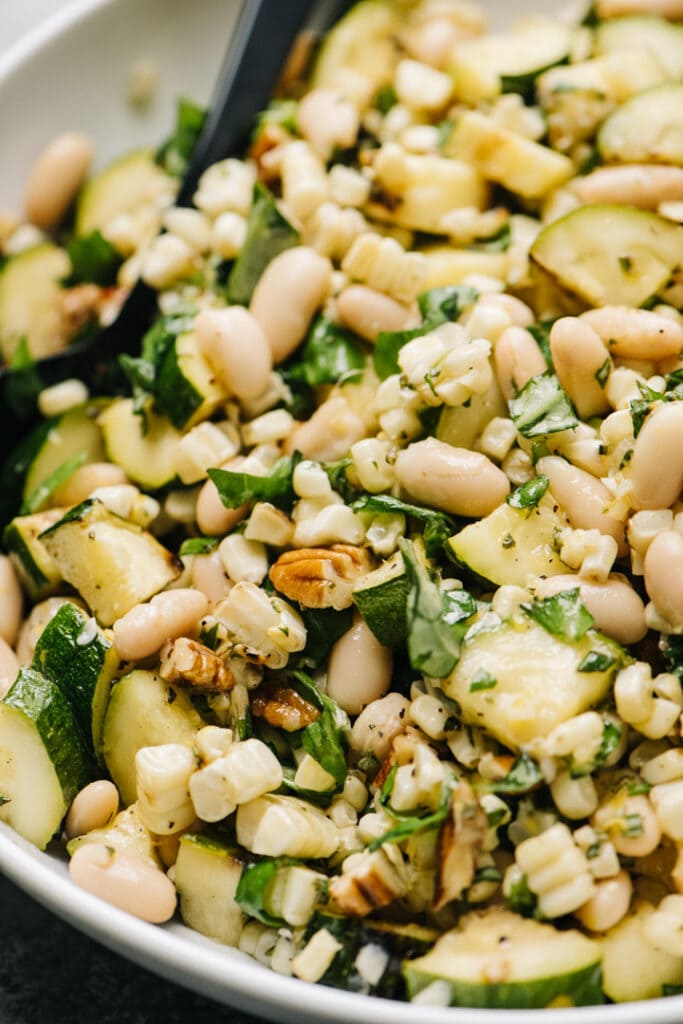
[
  {"xmin": 155, "ymin": 332, "xmax": 227, "ymax": 431},
  {"xmin": 450, "ymin": 18, "xmax": 572, "ymax": 104},
  {"xmin": 352, "ymin": 551, "xmax": 408, "ymax": 648},
  {"xmin": 67, "ymin": 803, "xmax": 155, "ymax": 862},
  {"xmin": 601, "ymin": 903, "xmax": 683, "ymax": 1003},
  {"xmin": 0, "ymin": 667, "xmax": 91, "ymax": 848},
  {"xmin": 22, "ymin": 400, "xmax": 107, "ymax": 505},
  {"xmin": 174, "ymin": 834, "xmax": 245, "ymax": 945},
  {"xmin": 311, "ymin": 1, "xmax": 401, "ymax": 108},
  {"xmin": 101, "ymin": 669, "xmax": 202, "ymax": 805},
  {"xmin": 75, "ymin": 149, "xmax": 173, "ymax": 237},
  {"xmin": 0, "ymin": 243, "xmax": 70, "ymax": 363},
  {"xmin": 530, "ymin": 204, "xmax": 683, "ymax": 308},
  {"xmin": 595, "ymin": 17, "xmax": 683, "ymax": 81},
  {"xmin": 443, "ymin": 615, "xmax": 622, "ymax": 749},
  {"xmin": 403, "ymin": 909, "xmax": 602, "ymax": 1009},
  {"xmin": 98, "ymin": 398, "xmax": 182, "ymax": 490},
  {"xmin": 449, "ymin": 493, "xmax": 570, "ymax": 588},
  {"xmin": 598, "ymin": 83, "xmax": 683, "ymax": 166},
  {"xmin": 39, "ymin": 499, "xmax": 181, "ymax": 626},
  {"xmin": 32, "ymin": 602, "xmax": 119, "ymax": 759},
  {"xmin": 3, "ymin": 509, "xmax": 64, "ymax": 602}
]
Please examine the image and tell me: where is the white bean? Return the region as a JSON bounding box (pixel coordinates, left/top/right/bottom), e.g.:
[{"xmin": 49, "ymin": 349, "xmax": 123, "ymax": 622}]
[
  {"xmin": 395, "ymin": 438, "xmax": 510, "ymax": 517},
  {"xmin": 575, "ymin": 870, "xmax": 632, "ymax": 932},
  {"xmin": 549, "ymin": 318, "xmax": 611, "ymax": 419},
  {"xmin": 297, "ymin": 89, "xmax": 360, "ymax": 161},
  {"xmin": 644, "ymin": 530, "xmax": 683, "ymax": 627},
  {"xmin": 350, "ymin": 693, "xmax": 411, "ymax": 761},
  {"xmin": 336, "ymin": 285, "xmax": 418, "ymax": 342},
  {"xmin": 0, "ymin": 638, "xmax": 19, "ymax": 700},
  {"xmin": 580, "ymin": 307, "xmax": 683, "ymax": 362},
  {"xmin": 65, "ymin": 780, "xmax": 119, "ymax": 839},
  {"xmin": 250, "ymin": 247, "xmax": 332, "ymax": 363},
  {"xmin": 195, "ymin": 307, "xmax": 272, "ymax": 400},
  {"xmin": 534, "ymin": 574, "xmax": 647, "ymax": 645},
  {"xmin": 69, "ymin": 842, "xmax": 177, "ymax": 923},
  {"xmin": 112, "ymin": 588, "xmax": 208, "ymax": 661},
  {"xmin": 0, "ymin": 555, "xmax": 23, "ymax": 646},
  {"xmin": 52, "ymin": 462, "xmax": 129, "ymax": 507},
  {"xmin": 630, "ymin": 404, "xmax": 683, "ymax": 510},
  {"xmin": 326, "ymin": 614, "xmax": 393, "ymax": 716},
  {"xmin": 285, "ymin": 396, "xmax": 366, "ymax": 463},
  {"xmin": 536, "ymin": 456, "xmax": 626, "ymax": 555},
  {"xmin": 196, "ymin": 456, "xmax": 249, "ymax": 536},
  {"xmin": 477, "ymin": 293, "xmax": 534, "ymax": 328},
  {"xmin": 493, "ymin": 326, "xmax": 547, "ymax": 401},
  {"xmin": 24, "ymin": 132, "xmax": 94, "ymax": 230},
  {"xmin": 573, "ymin": 165, "xmax": 683, "ymax": 210},
  {"xmin": 191, "ymin": 550, "xmax": 232, "ymax": 605}
]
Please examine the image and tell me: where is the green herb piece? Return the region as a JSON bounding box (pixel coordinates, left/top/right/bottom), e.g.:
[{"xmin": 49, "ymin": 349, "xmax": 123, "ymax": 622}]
[
  {"xmin": 577, "ymin": 650, "xmax": 615, "ymax": 673},
  {"xmin": 485, "ymin": 753, "xmax": 544, "ymax": 794},
  {"xmin": 253, "ymin": 99, "xmax": 299, "ymax": 139},
  {"xmin": 290, "ymin": 671, "xmax": 349, "ymax": 789},
  {"xmin": 155, "ymin": 97, "xmax": 206, "ymax": 177},
  {"xmin": 526, "ymin": 321, "xmax": 555, "ymax": 370},
  {"xmin": 298, "ymin": 606, "xmax": 354, "ymax": 666},
  {"xmin": 354, "ymin": 493, "xmax": 457, "ymax": 558},
  {"xmin": 509, "ymin": 372, "xmax": 577, "ymax": 438},
  {"xmin": 374, "ymin": 84, "xmax": 398, "ymax": 115},
  {"xmin": 0, "ymin": 795, "xmax": 9, "ymax": 807},
  {"xmin": 400, "ymin": 539, "xmax": 471, "ymax": 679},
  {"xmin": 370, "ymin": 773, "xmax": 457, "ymax": 851},
  {"xmin": 227, "ymin": 182, "xmax": 299, "ymax": 305},
  {"xmin": 469, "ymin": 670, "xmax": 497, "ymax": 693},
  {"xmin": 569, "ymin": 721, "xmax": 622, "ymax": 778},
  {"xmin": 120, "ymin": 311, "xmax": 194, "ymax": 416},
  {"xmin": 324, "ymin": 457, "xmax": 359, "ymax": 504},
  {"xmin": 293, "ymin": 316, "xmax": 365, "ymax": 387},
  {"xmin": 595, "ymin": 357, "xmax": 611, "ymax": 388},
  {"xmin": 373, "ymin": 324, "xmax": 426, "ymax": 380},
  {"xmin": 472, "ymin": 865, "xmax": 502, "ymax": 884},
  {"xmin": 65, "ymin": 230, "xmax": 122, "ymax": 286},
  {"xmin": 623, "ymin": 812, "xmax": 644, "ymax": 838},
  {"xmin": 178, "ymin": 536, "xmax": 220, "ymax": 557},
  {"xmin": 475, "ymin": 223, "xmax": 511, "ymax": 252},
  {"xmin": 628, "ymin": 781, "xmax": 652, "ymax": 796},
  {"xmin": 20, "ymin": 452, "xmax": 87, "ymax": 515},
  {"xmin": 236, "ymin": 857, "xmax": 298, "ymax": 927},
  {"xmin": 630, "ymin": 398, "xmax": 652, "ymax": 438},
  {"xmin": 506, "ymin": 475, "xmax": 549, "ymax": 510},
  {"xmin": 505, "ymin": 871, "xmax": 537, "ymax": 917},
  {"xmin": 208, "ymin": 452, "xmax": 302, "ymax": 511},
  {"xmin": 663, "ymin": 985, "xmax": 683, "ymax": 997},
  {"xmin": 522, "ymin": 587, "xmax": 594, "ymax": 642},
  {"xmin": 4, "ymin": 338, "xmax": 43, "ymax": 420}
]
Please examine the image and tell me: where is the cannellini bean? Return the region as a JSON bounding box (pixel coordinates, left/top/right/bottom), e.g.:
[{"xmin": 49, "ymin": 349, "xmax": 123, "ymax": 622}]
[
  {"xmin": 196, "ymin": 457, "xmax": 249, "ymax": 537},
  {"xmin": 395, "ymin": 438, "xmax": 510, "ymax": 517},
  {"xmin": 644, "ymin": 530, "xmax": 683, "ymax": 627},
  {"xmin": 69, "ymin": 843, "xmax": 177, "ymax": 923},
  {"xmin": 51, "ymin": 462, "xmax": 129, "ymax": 507},
  {"xmin": 326, "ymin": 614, "xmax": 393, "ymax": 716},
  {"xmin": 493, "ymin": 326, "xmax": 547, "ymax": 401},
  {"xmin": 112, "ymin": 588, "xmax": 208, "ymax": 661},
  {"xmin": 65, "ymin": 781, "xmax": 119, "ymax": 839},
  {"xmin": 336, "ymin": 285, "xmax": 418, "ymax": 342},
  {"xmin": 478, "ymin": 293, "xmax": 534, "ymax": 328},
  {"xmin": 285, "ymin": 396, "xmax": 366, "ymax": 463},
  {"xmin": 580, "ymin": 307, "xmax": 683, "ymax": 362},
  {"xmin": 250, "ymin": 247, "xmax": 332, "ymax": 363},
  {"xmin": 549, "ymin": 318, "xmax": 611, "ymax": 419},
  {"xmin": 573, "ymin": 166, "xmax": 683, "ymax": 210},
  {"xmin": 350, "ymin": 693, "xmax": 411, "ymax": 761},
  {"xmin": 536, "ymin": 456, "xmax": 626, "ymax": 555},
  {"xmin": 191, "ymin": 550, "xmax": 232, "ymax": 605},
  {"xmin": 534, "ymin": 574, "xmax": 647, "ymax": 645},
  {"xmin": 0, "ymin": 638, "xmax": 19, "ymax": 700},
  {"xmin": 297, "ymin": 88, "xmax": 360, "ymax": 161},
  {"xmin": 592, "ymin": 794, "xmax": 661, "ymax": 858},
  {"xmin": 195, "ymin": 307, "xmax": 272, "ymax": 400},
  {"xmin": 0, "ymin": 555, "xmax": 23, "ymax": 646},
  {"xmin": 24, "ymin": 132, "xmax": 93, "ymax": 229},
  {"xmin": 575, "ymin": 870, "xmax": 632, "ymax": 932},
  {"xmin": 630, "ymin": 404, "xmax": 683, "ymax": 510}
]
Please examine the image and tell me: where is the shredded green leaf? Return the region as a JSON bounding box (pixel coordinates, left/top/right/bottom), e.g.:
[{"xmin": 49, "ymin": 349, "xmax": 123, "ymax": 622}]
[
  {"xmin": 208, "ymin": 451, "xmax": 302, "ymax": 511},
  {"xmin": 522, "ymin": 587, "xmax": 594, "ymax": 642},
  {"xmin": 227, "ymin": 182, "xmax": 299, "ymax": 305},
  {"xmin": 509, "ymin": 372, "xmax": 577, "ymax": 438},
  {"xmin": 20, "ymin": 451, "xmax": 87, "ymax": 515},
  {"xmin": 506, "ymin": 475, "xmax": 549, "ymax": 510},
  {"xmin": 155, "ymin": 97, "xmax": 206, "ymax": 177}
]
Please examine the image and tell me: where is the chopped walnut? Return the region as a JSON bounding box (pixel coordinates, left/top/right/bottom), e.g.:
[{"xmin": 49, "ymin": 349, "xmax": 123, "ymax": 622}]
[
  {"xmin": 269, "ymin": 544, "xmax": 374, "ymax": 610},
  {"xmin": 251, "ymin": 683, "xmax": 320, "ymax": 732},
  {"xmin": 433, "ymin": 781, "xmax": 487, "ymax": 911},
  {"xmin": 60, "ymin": 283, "xmax": 103, "ymax": 339},
  {"xmin": 248, "ymin": 124, "xmax": 293, "ymax": 186},
  {"xmin": 158, "ymin": 637, "xmax": 235, "ymax": 692},
  {"xmin": 329, "ymin": 845, "xmax": 409, "ymax": 917}
]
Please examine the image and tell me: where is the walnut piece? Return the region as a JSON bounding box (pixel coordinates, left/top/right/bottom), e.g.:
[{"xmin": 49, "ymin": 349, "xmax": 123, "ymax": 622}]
[
  {"xmin": 269, "ymin": 544, "xmax": 374, "ymax": 610},
  {"xmin": 158, "ymin": 637, "xmax": 235, "ymax": 692},
  {"xmin": 433, "ymin": 781, "xmax": 487, "ymax": 911},
  {"xmin": 251, "ymin": 683, "xmax": 320, "ymax": 732}
]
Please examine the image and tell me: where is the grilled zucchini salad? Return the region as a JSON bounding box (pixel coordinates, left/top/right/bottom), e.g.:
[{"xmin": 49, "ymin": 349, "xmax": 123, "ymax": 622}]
[{"xmin": 1, "ymin": 0, "xmax": 683, "ymax": 1009}]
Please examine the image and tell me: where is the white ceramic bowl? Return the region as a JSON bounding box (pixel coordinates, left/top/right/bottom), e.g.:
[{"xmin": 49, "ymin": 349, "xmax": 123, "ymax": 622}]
[{"xmin": 1, "ymin": 3, "xmax": 682, "ymax": 1023}]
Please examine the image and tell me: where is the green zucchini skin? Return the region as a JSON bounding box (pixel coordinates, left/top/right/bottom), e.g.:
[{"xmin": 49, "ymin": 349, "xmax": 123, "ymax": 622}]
[{"xmin": 3, "ymin": 510, "xmax": 64, "ymax": 601}]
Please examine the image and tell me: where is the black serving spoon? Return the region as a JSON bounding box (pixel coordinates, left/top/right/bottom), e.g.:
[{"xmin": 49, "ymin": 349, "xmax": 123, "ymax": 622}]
[{"xmin": 0, "ymin": 0, "xmax": 353, "ymax": 450}]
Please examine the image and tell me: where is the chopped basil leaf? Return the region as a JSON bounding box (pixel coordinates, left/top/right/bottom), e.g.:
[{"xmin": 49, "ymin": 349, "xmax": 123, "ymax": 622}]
[
  {"xmin": 20, "ymin": 451, "xmax": 87, "ymax": 515},
  {"xmin": 178, "ymin": 536, "xmax": 220, "ymax": 556},
  {"xmin": 4, "ymin": 338, "xmax": 43, "ymax": 420},
  {"xmin": 253, "ymin": 98, "xmax": 298, "ymax": 140},
  {"xmin": 469, "ymin": 670, "xmax": 497, "ymax": 692},
  {"xmin": 509, "ymin": 372, "xmax": 577, "ymax": 438},
  {"xmin": 577, "ymin": 650, "xmax": 615, "ymax": 673},
  {"xmin": 484, "ymin": 752, "xmax": 544, "ymax": 795},
  {"xmin": 354, "ymin": 493, "xmax": 456, "ymax": 558},
  {"xmin": 236, "ymin": 857, "xmax": 299, "ymax": 927},
  {"xmin": 293, "ymin": 316, "xmax": 365, "ymax": 387},
  {"xmin": 374, "ymin": 83, "xmax": 398, "ymax": 115},
  {"xmin": 628, "ymin": 781, "xmax": 652, "ymax": 796},
  {"xmin": 472, "ymin": 865, "xmax": 502, "ymax": 884},
  {"xmin": 0, "ymin": 795, "xmax": 9, "ymax": 807},
  {"xmin": 324, "ymin": 457, "xmax": 359, "ymax": 504},
  {"xmin": 298, "ymin": 606, "xmax": 354, "ymax": 667},
  {"xmin": 475, "ymin": 222, "xmax": 511, "ymax": 252},
  {"xmin": 155, "ymin": 97, "xmax": 206, "ymax": 177},
  {"xmin": 290, "ymin": 671, "xmax": 349, "ymax": 789},
  {"xmin": 506, "ymin": 474, "xmax": 549, "ymax": 510},
  {"xmin": 505, "ymin": 871, "xmax": 537, "ymax": 917},
  {"xmin": 370, "ymin": 773, "xmax": 457, "ymax": 851},
  {"xmin": 522, "ymin": 587, "xmax": 594, "ymax": 642},
  {"xmin": 623, "ymin": 812, "xmax": 644, "ymax": 838},
  {"xmin": 227, "ymin": 182, "xmax": 299, "ymax": 305},
  {"xmin": 208, "ymin": 451, "xmax": 302, "ymax": 511},
  {"xmin": 595, "ymin": 357, "xmax": 611, "ymax": 388},
  {"xmin": 630, "ymin": 398, "xmax": 650, "ymax": 438},
  {"xmin": 570, "ymin": 720, "xmax": 622, "ymax": 777},
  {"xmin": 374, "ymin": 324, "xmax": 426, "ymax": 380},
  {"xmin": 64, "ymin": 230, "xmax": 122, "ymax": 286},
  {"xmin": 526, "ymin": 321, "xmax": 554, "ymax": 370}
]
